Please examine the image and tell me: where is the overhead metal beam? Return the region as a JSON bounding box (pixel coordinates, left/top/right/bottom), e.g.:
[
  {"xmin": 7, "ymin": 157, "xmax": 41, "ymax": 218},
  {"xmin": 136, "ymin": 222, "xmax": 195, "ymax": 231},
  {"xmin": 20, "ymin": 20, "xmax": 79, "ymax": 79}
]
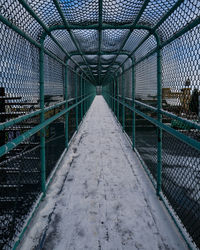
[
  {"xmin": 53, "ymin": 0, "xmax": 96, "ymax": 83},
  {"xmin": 70, "ymin": 51, "xmax": 130, "ymax": 56},
  {"xmin": 18, "ymin": 0, "xmax": 94, "ymax": 84},
  {"xmin": 98, "ymin": 0, "xmax": 103, "ymax": 85},
  {"xmin": 101, "ymin": 0, "xmax": 151, "ymax": 83},
  {"xmin": 105, "ymin": 0, "xmax": 186, "ymax": 82},
  {"xmin": 116, "ymin": 15, "xmax": 200, "ymax": 78}
]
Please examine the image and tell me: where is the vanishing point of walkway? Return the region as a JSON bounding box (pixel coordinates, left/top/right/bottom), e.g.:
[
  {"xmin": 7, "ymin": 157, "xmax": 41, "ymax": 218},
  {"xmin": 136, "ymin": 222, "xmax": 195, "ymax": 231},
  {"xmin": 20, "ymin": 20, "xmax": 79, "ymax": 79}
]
[{"xmin": 21, "ymin": 96, "xmax": 187, "ymax": 250}]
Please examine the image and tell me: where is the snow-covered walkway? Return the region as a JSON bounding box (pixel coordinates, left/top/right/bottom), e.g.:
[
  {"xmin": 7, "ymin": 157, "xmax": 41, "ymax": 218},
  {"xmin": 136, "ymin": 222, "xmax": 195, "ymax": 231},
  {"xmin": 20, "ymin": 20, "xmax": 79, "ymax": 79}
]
[{"xmin": 21, "ymin": 96, "xmax": 187, "ymax": 250}]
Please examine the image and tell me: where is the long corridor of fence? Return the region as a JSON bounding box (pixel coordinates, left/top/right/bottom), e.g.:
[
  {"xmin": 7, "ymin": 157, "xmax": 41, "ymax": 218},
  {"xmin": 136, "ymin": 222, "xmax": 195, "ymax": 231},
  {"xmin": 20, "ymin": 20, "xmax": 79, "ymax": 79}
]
[{"xmin": 0, "ymin": 0, "xmax": 199, "ymax": 249}]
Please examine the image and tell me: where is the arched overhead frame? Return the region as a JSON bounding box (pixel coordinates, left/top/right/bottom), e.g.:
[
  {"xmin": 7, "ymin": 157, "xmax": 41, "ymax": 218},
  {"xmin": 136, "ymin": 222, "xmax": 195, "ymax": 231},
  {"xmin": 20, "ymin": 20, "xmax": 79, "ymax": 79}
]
[{"xmin": 0, "ymin": 0, "xmax": 199, "ymax": 249}]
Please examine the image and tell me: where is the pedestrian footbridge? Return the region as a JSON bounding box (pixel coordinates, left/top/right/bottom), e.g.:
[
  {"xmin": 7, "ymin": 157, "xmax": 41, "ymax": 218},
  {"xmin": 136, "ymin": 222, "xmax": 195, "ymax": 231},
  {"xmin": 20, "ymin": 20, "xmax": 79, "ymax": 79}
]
[{"xmin": 0, "ymin": 1, "xmax": 199, "ymax": 249}]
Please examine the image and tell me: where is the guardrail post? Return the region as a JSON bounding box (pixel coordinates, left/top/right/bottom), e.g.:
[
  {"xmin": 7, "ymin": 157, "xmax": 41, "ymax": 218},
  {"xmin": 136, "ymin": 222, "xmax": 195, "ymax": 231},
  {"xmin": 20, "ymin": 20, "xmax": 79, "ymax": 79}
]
[
  {"xmin": 75, "ymin": 70, "xmax": 78, "ymax": 130},
  {"xmin": 122, "ymin": 67, "xmax": 125, "ymax": 131},
  {"xmin": 117, "ymin": 75, "xmax": 119, "ymax": 121},
  {"xmin": 65, "ymin": 60, "xmax": 68, "ymax": 148},
  {"xmin": 81, "ymin": 74, "xmax": 83, "ymax": 120},
  {"xmin": 39, "ymin": 42, "xmax": 46, "ymax": 196},
  {"xmin": 113, "ymin": 78, "xmax": 116, "ymax": 114},
  {"xmin": 131, "ymin": 57, "xmax": 135, "ymax": 149},
  {"xmin": 156, "ymin": 43, "xmax": 162, "ymax": 197},
  {"xmin": 83, "ymin": 79, "xmax": 85, "ymax": 115}
]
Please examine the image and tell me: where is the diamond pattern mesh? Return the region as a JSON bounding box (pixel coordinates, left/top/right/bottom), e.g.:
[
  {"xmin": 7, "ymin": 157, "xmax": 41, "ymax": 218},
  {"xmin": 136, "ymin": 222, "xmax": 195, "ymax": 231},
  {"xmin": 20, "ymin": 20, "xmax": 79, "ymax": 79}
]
[
  {"xmin": 0, "ymin": 0, "xmax": 200, "ymax": 248},
  {"xmin": 103, "ymin": 0, "xmax": 143, "ymax": 24},
  {"xmin": 59, "ymin": 0, "xmax": 98, "ymax": 25}
]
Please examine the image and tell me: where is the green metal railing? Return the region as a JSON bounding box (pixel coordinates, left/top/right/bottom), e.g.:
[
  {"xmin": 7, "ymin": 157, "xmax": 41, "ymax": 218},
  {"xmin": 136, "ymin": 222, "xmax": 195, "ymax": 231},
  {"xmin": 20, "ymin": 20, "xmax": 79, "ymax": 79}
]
[
  {"xmin": 103, "ymin": 51, "xmax": 200, "ymax": 249},
  {"xmin": 0, "ymin": 0, "xmax": 200, "ymax": 249}
]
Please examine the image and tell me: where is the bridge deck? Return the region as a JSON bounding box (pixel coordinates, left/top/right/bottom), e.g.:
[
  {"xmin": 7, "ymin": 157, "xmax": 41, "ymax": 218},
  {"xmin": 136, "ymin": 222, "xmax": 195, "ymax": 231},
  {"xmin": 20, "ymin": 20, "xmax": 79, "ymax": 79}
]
[{"xmin": 21, "ymin": 96, "xmax": 186, "ymax": 250}]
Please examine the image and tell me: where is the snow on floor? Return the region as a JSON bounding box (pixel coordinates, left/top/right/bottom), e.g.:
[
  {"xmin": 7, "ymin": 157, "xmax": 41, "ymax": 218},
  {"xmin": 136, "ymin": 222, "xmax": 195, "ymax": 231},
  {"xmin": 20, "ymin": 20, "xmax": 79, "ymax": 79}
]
[{"xmin": 20, "ymin": 96, "xmax": 187, "ymax": 250}]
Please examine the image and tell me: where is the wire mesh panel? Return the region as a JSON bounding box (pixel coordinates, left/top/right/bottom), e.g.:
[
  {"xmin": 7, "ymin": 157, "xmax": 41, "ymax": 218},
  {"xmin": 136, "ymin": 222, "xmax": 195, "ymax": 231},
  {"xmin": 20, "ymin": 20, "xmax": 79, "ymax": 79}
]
[
  {"xmin": 0, "ymin": 22, "xmax": 40, "ymax": 111},
  {"xmin": 102, "ymin": 29, "xmax": 129, "ymax": 52},
  {"xmin": 103, "ymin": 0, "xmax": 143, "ymax": 24},
  {"xmin": 158, "ymin": 1, "xmax": 200, "ymax": 42},
  {"xmin": 73, "ymin": 29, "xmax": 98, "ymax": 53},
  {"xmin": 59, "ymin": 0, "xmax": 98, "ymax": 25},
  {"xmin": 123, "ymin": 29, "xmax": 149, "ymax": 52},
  {"xmin": 26, "ymin": 0, "xmax": 63, "ymax": 32},
  {"xmin": 138, "ymin": 0, "xmax": 177, "ymax": 28},
  {"xmin": 162, "ymin": 131, "xmax": 200, "ymax": 247},
  {"xmin": 45, "ymin": 116, "xmax": 65, "ymax": 179},
  {"xmin": 0, "ymin": 137, "xmax": 40, "ymax": 249},
  {"xmin": 44, "ymin": 54, "xmax": 64, "ymax": 106},
  {"xmin": 135, "ymin": 54, "xmax": 157, "ymax": 103},
  {"xmin": 162, "ymin": 25, "xmax": 200, "ymax": 121},
  {"xmin": 135, "ymin": 115, "xmax": 158, "ymax": 179},
  {"xmin": 0, "ymin": 0, "xmax": 200, "ymax": 248},
  {"xmin": 0, "ymin": 0, "xmax": 44, "ymax": 40}
]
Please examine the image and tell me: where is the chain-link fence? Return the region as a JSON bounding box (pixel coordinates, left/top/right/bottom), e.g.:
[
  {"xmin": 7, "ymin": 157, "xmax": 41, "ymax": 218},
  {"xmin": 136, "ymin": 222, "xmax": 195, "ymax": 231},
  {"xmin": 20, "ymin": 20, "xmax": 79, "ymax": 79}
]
[
  {"xmin": 0, "ymin": 0, "xmax": 200, "ymax": 249},
  {"xmin": 102, "ymin": 1, "xmax": 200, "ymax": 248}
]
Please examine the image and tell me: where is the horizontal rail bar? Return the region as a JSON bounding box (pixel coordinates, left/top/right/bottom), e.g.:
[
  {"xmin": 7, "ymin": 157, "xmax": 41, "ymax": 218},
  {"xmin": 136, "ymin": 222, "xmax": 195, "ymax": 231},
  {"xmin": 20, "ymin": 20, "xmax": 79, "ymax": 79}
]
[
  {"xmin": 123, "ymin": 97, "xmax": 200, "ymax": 131},
  {"xmin": 106, "ymin": 93, "xmax": 200, "ymax": 152},
  {"xmin": 0, "ymin": 94, "xmax": 94, "ymax": 157},
  {"xmin": 0, "ymin": 100, "xmax": 66, "ymax": 131},
  {"xmin": 0, "ymin": 92, "xmax": 91, "ymax": 132}
]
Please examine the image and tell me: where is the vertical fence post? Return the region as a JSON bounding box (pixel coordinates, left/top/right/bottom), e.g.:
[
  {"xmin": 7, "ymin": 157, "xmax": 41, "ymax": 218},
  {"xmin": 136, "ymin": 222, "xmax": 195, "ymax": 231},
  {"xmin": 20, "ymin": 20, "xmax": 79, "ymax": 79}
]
[
  {"xmin": 117, "ymin": 75, "xmax": 119, "ymax": 121},
  {"xmin": 84, "ymin": 79, "xmax": 86, "ymax": 115},
  {"xmin": 122, "ymin": 67, "xmax": 125, "ymax": 131},
  {"xmin": 39, "ymin": 42, "xmax": 46, "ymax": 196},
  {"xmin": 113, "ymin": 78, "xmax": 116, "ymax": 115},
  {"xmin": 109, "ymin": 82, "xmax": 111, "ymax": 108},
  {"xmin": 65, "ymin": 60, "xmax": 68, "ymax": 149},
  {"xmin": 156, "ymin": 38, "xmax": 162, "ymax": 197},
  {"xmin": 131, "ymin": 57, "xmax": 135, "ymax": 149},
  {"xmin": 85, "ymin": 81, "xmax": 88, "ymax": 112},
  {"xmin": 0, "ymin": 87, "xmax": 6, "ymax": 163},
  {"xmin": 75, "ymin": 70, "xmax": 78, "ymax": 130},
  {"xmin": 81, "ymin": 74, "xmax": 83, "ymax": 121}
]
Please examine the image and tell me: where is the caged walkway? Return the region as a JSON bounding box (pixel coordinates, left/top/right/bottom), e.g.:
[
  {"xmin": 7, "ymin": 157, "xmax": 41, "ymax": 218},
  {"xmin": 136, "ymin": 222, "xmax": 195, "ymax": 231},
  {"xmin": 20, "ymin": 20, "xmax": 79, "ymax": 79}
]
[
  {"xmin": 0, "ymin": 0, "xmax": 200, "ymax": 249},
  {"xmin": 20, "ymin": 96, "xmax": 187, "ymax": 250}
]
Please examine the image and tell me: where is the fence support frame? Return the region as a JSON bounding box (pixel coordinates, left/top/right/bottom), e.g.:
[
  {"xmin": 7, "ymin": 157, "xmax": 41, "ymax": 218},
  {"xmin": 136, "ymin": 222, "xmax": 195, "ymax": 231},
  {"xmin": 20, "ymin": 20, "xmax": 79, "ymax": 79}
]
[
  {"xmin": 131, "ymin": 57, "xmax": 135, "ymax": 149},
  {"xmin": 156, "ymin": 38, "xmax": 162, "ymax": 197},
  {"xmin": 39, "ymin": 40, "xmax": 46, "ymax": 196},
  {"xmin": 65, "ymin": 59, "xmax": 69, "ymax": 148}
]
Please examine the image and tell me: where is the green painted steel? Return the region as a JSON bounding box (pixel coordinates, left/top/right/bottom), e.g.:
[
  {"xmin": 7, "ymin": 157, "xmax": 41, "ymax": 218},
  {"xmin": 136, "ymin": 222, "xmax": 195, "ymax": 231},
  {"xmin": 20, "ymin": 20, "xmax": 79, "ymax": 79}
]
[
  {"xmin": 0, "ymin": 94, "xmax": 93, "ymax": 158},
  {"xmin": 102, "ymin": 0, "xmax": 151, "ymax": 82},
  {"xmin": 156, "ymin": 41, "xmax": 162, "ymax": 197},
  {"xmin": 65, "ymin": 60, "xmax": 69, "ymax": 148},
  {"xmin": 52, "ymin": 0, "xmax": 96, "ymax": 83},
  {"xmin": 0, "ymin": 1, "xmax": 200, "ymax": 249},
  {"xmin": 131, "ymin": 58, "xmax": 135, "ymax": 149},
  {"xmin": 113, "ymin": 80, "xmax": 116, "ymax": 114},
  {"xmin": 106, "ymin": 0, "xmax": 188, "ymax": 80},
  {"xmin": 98, "ymin": 0, "xmax": 103, "ymax": 85},
  {"xmin": 122, "ymin": 67, "xmax": 125, "ymax": 131},
  {"xmin": 117, "ymin": 76, "xmax": 119, "ymax": 121},
  {"xmin": 39, "ymin": 44, "xmax": 46, "ymax": 195},
  {"xmin": 105, "ymin": 94, "xmax": 200, "ymax": 154},
  {"xmin": 81, "ymin": 75, "xmax": 83, "ymax": 120},
  {"xmin": 75, "ymin": 72, "xmax": 79, "ymax": 130}
]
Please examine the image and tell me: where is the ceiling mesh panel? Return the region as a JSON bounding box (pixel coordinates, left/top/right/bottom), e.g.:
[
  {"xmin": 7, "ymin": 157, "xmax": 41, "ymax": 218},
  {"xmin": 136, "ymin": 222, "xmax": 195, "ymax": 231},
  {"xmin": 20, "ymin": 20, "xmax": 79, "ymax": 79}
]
[
  {"xmin": 102, "ymin": 0, "xmax": 143, "ymax": 24},
  {"xmin": 0, "ymin": 0, "xmax": 43, "ymax": 40},
  {"xmin": 102, "ymin": 29, "xmax": 129, "ymax": 52},
  {"xmin": 27, "ymin": 0, "xmax": 63, "ymax": 28},
  {"xmin": 72, "ymin": 29, "xmax": 98, "ymax": 52},
  {"xmin": 123, "ymin": 29, "xmax": 149, "ymax": 52},
  {"xmin": 1, "ymin": 1, "xmax": 200, "ymax": 249},
  {"xmin": 138, "ymin": 0, "xmax": 177, "ymax": 27},
  {"xmin": 59, "ymin": 0, "xmax": 98, "ymax": 25},
  {"xmin": 51, "ymin": 30, "xmax": 77, "ymax": 53},
  {"xmin": 158, "ymin": 0, "xmax": 200, "ymax": 41}
]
